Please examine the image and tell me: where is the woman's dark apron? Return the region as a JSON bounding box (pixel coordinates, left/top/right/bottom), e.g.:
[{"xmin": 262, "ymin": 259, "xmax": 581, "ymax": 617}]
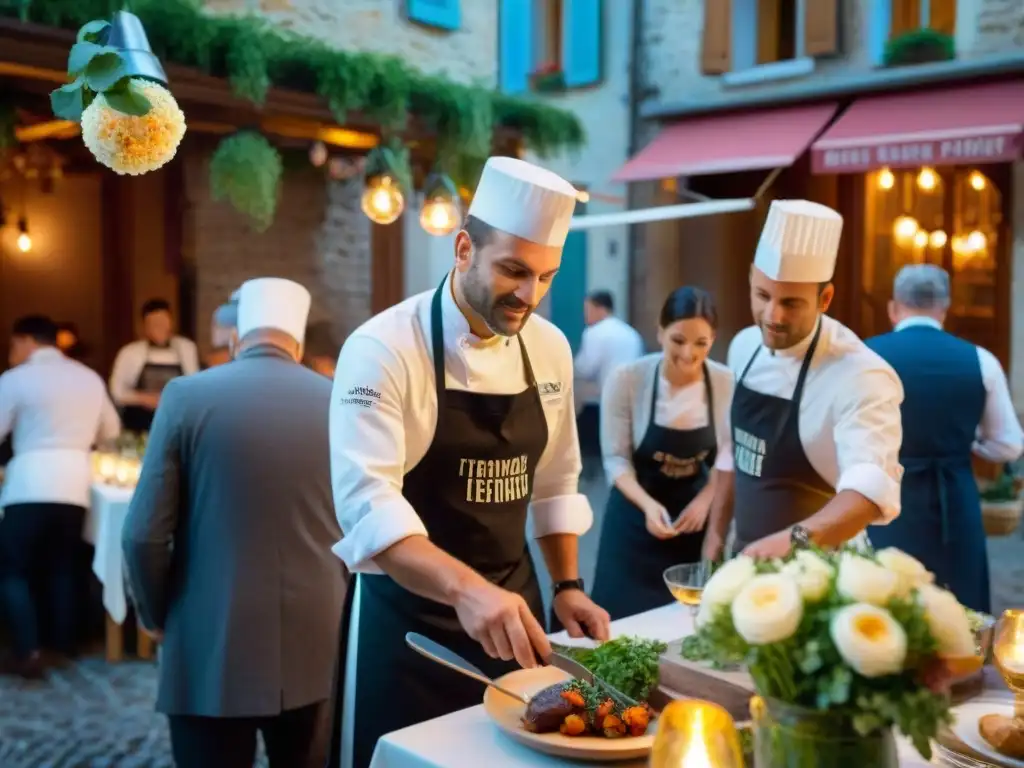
[
  {"xmin": 730, "ymin": 322, "xmax": 834, "ymax": 553},
  {"xmin": 328, "ymin": 280, "xmax": 549, "ymax": 768},
  {"xmin": 590, "ymin": 362, "xmax": 717, "ymax": 620},
  {"xmin": 121, "ymin": 343, "xmax": 184, "ymax": 433}
]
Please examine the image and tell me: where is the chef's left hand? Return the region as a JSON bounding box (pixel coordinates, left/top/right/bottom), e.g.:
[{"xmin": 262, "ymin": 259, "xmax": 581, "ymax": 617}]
[
  {"xmin": 674, "ymin": 494, "xmax": 711, "ymax": 533},
  {"xmin": 742, "ymin": 529, "xmax": 793, "ymax": 559},
  {"xmin": 553, "ymin": 589, "xmax": 611, "ymax": 642}
]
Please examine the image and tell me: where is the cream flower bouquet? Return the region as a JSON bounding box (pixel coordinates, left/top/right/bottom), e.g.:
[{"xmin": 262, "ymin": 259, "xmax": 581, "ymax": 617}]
[{"xmin": 681, "ymin": 546, "xmax": 979, "ymax": 766}]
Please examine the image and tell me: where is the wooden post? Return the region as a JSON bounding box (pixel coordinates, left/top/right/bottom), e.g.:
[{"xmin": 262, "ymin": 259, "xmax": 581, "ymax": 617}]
[
  {"xmin": 137, "ymin": 630, "xmax": 155, "ymax": 660},
  {"xmin": 105, "ymin": 613, "xmax": 124, "ymax": 663}
]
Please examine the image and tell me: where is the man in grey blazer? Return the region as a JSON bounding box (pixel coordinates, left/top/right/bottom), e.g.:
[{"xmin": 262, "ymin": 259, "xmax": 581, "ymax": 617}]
[{"xmin": 122, "ymin": 277, "xmax": 344, "ymax": 768}]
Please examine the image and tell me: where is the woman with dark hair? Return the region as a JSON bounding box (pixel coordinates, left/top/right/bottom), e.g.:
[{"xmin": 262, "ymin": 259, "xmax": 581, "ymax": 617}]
[{"xmin": 590, "ymin": 287, "xmax": 734, "ymax": 619}]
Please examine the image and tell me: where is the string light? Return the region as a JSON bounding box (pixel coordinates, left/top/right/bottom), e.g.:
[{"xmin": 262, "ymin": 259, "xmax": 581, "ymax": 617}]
[
  {"xmin": 877, "ymin": 168, "xmax": 895, "ymax": 190},
  {"xmin": 419, "ymin": 172, "xmax": 461, "ymax": 236},
  {"xmin": 893, "ymin": 215, "xmax": 919, "ymax": 240},
  {"xmin": 929, "ymin": 230, "xmax": 947, "ymax": 249},
  {"xmin": 361, "ymin": 174, "xmax": 404, "ymax": 225},
  {"xmin": 916, "ymin": 167, "xmax": 938, "ymax": 191},
  {"xmin": 969, "ymin": 171, "xmax": 987, "ymax": 191},
  {"xmin": 913, "ymin": 230, "xmax": 928, "ymax": 248},
  {"xmin": 16, "ymin": 217, "xmax": 31, "ymax": 253}
]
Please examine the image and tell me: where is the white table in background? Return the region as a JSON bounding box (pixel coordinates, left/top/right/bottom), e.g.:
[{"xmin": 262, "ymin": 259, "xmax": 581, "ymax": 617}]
[
  {"xmin": 369, "ymin": 604, "xmax": 932, "ymax": 768},
  {"xmin": 83, "ymin": 483, "xmax": 153, "ymax": 661}
]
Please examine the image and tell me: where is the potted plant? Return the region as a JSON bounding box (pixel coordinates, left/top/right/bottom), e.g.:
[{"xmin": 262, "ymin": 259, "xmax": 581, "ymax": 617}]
[
  {"xmin": 530, "ymin": 62, "xmax": 566, "ymax": 93},
  {"xmin": 682, "ymin": 546, "xmax": 980, "ymax": 767},
  {"xmin": 882, "ymin": 29, "xmax": 956, "ymax": 67},
  {"xmin": 979, "ymin": 469, "xmax": 1022, "ymax": 536}
]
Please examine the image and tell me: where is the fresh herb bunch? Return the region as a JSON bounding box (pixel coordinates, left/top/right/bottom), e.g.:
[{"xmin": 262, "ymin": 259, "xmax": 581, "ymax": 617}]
[
  {"xmin": 558, "ymin": 636, "xmax": 668, "ymax": 702},
  {"xmin": 684, "ymin": 545, "xmax": 978, "ymax": 761}
]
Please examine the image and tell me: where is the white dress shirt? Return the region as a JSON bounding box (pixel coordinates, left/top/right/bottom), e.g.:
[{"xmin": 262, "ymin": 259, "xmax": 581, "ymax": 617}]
[
  {"xmin": 600, "ymin": 354, "xmax": 735, "ymax": 483},
  {"xmin": 0, "ymin": 347, "xmax": 121, "ymax": 508},
  {"xmin": 895, "ymin": 316, "xmax": 1024, "ymax": 463},
  {"xmin": 330, "ymin": 275, "xmax": 592, "ymax": 574},
  {"xmin": 108, "ymin": 336, "xmax": 200, "ymax": 405},
  {"xmin": 725, "ymin": 315, "xmax": 905, "ymax": 523},
  {"xmin": 574, "ymin": 316, "xmax": 645, "ymax": 406}
]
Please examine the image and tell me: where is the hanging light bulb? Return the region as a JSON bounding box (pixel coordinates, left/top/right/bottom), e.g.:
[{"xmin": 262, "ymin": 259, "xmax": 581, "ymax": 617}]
[
  {"xmin": 969, "ymin": 171, "xmax": 987, "ymax": 191},
  {"xmin": 929, "ymin": 230, "xmax": 948, "ymax": 249},
  {"xmin": 419, "ymin": 172, "xmax": 461, "ymax": 236},
  {"xmin": 893, "ymin": 215, "xmax": 919, "ymax": 241},
  {"xmin": 913, "ymin": 229, "xmax": 929, "ymax": 248},
  {"xmin": 877, "ymin": 168, "xmax": 895, "ymax": 190},
  {"xmin": 965, "ymin": 230, "xmax": 987, "ymax": 252},
  {"xmin": 16, "ymin": 217, "xmax": 32, "ymax": 253},
  {"xmin": 361, "ymin": 174, "xmax": 404, "ymax": 225},
  {"xmin": 917, "ymin": 167, "xmax": 938, "ymax": 191}
]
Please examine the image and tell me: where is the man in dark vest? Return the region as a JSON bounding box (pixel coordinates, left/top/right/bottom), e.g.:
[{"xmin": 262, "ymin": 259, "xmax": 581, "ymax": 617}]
[{"xmin": 867, "ymin": 264, "xmax": 1023, "ymax": 613}]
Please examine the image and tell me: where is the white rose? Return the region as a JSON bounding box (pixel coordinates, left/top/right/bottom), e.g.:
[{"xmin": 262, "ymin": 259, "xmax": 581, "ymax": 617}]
[
  {"xmin": 916, "ymin": 583, "xmax": 976, "ymax": 657},
  {"xmin": 702, "ymin": 555, "xmax": 757, "ymax": 608},
  {"xmin": 830, "ymin": 603, "xmax": 908, "ymax": 677},
  {"xmin": 836, "ymin": 552, "xmax": 898, "ymax": 606},
  {"xmin": 876, "ymin": 548, "xmax": 934, "ymax": 596},
  {"xmin": 731, "ymin": 574, "xmax": 804, "ymax": 645},
  {"xmin": 780, "ymin": 550, "xmax": 834, "ymax": 602}
]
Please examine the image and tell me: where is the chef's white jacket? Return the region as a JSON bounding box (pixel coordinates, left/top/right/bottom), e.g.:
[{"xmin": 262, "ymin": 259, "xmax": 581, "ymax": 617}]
[
  {"xmin": 724, "ymin": 315, "xmax": 905, "ymax": 523},
  {"xmin": 108, "ymin": 336, "xmax": 199, "ymax": 405},
  {"xmin": 329, "ymin": 275, "xmax": 593, "ymax": 574},
  {"xmin": 0, "ymin": 347, "xmax": 121, "ymax": 508},
  {"xmin": 574, "ymin": 316, "xmax": 645, "ymax": 406},
  {"xmin": 894, "ymin": 316, "xmax": 1023, "ymax": 463}
]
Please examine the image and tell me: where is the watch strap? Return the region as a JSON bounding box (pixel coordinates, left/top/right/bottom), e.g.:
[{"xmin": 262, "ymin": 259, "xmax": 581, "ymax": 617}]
[{"xmin": 552, "ymin": 578, "xmax": 584, "ymax": 596}]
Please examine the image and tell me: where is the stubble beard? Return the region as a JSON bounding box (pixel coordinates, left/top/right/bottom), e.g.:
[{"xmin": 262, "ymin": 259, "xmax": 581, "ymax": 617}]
[{"xmin": 464, "ymin": 263, "xmax": 533, "ymax": 336}]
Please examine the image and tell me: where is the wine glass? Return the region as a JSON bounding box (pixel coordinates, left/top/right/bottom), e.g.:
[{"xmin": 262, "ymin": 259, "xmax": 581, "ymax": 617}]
[
  {"xmin": 992, "ymin": 608, "xmax": 1024, "ymax": 718},
  {"xmin": 649, "ymin": 700, "xmax": 745, "ymax": 768},
  {"xmin": 664, "ymin": 561, "xmax": 713, "ymax": 618}
]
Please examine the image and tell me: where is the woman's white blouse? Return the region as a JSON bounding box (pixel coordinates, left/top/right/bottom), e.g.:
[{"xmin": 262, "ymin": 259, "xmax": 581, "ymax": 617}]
[{"xmin": 600, "ymin": 354, "xmax": 735, "ymax": 484}]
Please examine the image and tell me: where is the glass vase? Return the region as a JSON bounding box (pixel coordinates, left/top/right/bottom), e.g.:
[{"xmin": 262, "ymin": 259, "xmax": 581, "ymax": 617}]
[{"xmin": 751, "ymin": 696, "xmax": 898, "ymax": 768}]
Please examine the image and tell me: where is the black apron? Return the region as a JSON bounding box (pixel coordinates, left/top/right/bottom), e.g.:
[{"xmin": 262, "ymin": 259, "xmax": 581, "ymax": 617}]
[
  {"xmin": 731, "ymin": 321, "xmax": 833, "ymax": 553},
  {"xmin": 329, "ymin": 280, "xmax": 549, "ymax": 768},
  {"xmin": 590, "ymin": 362, "xmax": 717, "ymax": 620},
  {"xmin": 121, "ymin": 343, "xmax": 184, "ymax": 433}
]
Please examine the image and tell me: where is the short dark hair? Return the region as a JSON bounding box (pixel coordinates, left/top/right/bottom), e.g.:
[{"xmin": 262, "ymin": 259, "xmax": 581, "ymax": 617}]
[
  {"xmin": 141, "ymin": 298, "xmax": 171, "ymax": 318},
  {"xmin": 587, "ymin": 290, "xmax": 614, "ymax": 312},
  {"xmin": 462, "ymin": 215, "xmax": 496, "ymax": 249},
  {"xmin": 12, "ymin": 315, "xmax": 59, "ymax": 345},
  {"xmin": 659, "ymin": 286, "xmax": 718, "ymax": 330}
]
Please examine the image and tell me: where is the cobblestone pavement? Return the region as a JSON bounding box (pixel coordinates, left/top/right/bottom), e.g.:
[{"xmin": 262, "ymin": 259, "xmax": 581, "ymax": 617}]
[{"xmin": 1, "ymin": 470, "xmax": 1020, "ymax": 766}]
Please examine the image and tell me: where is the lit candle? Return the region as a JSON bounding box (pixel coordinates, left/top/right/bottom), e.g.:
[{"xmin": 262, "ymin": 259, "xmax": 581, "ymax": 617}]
[{"xmin": 98, "ymin": 454, "xmax": 118, "ymax": 483}]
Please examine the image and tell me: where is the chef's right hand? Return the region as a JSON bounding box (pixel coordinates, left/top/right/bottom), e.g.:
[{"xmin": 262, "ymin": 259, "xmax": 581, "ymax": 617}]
[
  {"xmin": 642, "ymin": 499, "xmax": 676, "ymax": 540},
  {"xmin": 702, "ymin": 531, "xmax": 725, "ymax": 562},
  {"xmin": 454, "ymin": 579, "xmax": 551, "ymax": 670}
]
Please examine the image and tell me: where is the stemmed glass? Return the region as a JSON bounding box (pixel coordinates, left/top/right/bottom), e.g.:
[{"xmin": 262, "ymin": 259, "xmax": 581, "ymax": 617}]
[
  {"xmin": 663, "ymin": 561, "xmax": 713, "ymax": 618},
  {"xmin": 992, "ymin": 608, "xmax": 1024, "ymax": 718}
]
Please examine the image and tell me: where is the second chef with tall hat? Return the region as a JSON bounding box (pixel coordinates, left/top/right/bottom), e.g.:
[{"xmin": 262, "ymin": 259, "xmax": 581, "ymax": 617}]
[
  {"xmin": 703, "ymin": 200, "xmax": 905, "ymax": 561},
  {"xmin": 328, "ymin": 156, "xmax": 611, "ymax": 768}
]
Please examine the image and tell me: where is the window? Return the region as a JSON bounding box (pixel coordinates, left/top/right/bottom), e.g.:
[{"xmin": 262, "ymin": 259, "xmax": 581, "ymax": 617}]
[
  {"xmin": 499, "ymin": 0, "xmax": 603, "ymax": 94},
  {"xmin": 890, "ymin": 0, "xmax": 957, "ymax": 38},
  {"xmin": 700, "ymin": 0, "xmax": 839, "ymax": 82},
  {"xmin": 860, "ymin": 166, "xmax": 1004, "ymax": 354}
]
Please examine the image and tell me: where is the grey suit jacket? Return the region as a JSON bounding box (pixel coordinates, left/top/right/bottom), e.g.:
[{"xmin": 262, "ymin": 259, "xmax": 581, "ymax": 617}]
[{"xmin": 122, "ymin": 345, "xmax": 345, "ymax": 717}]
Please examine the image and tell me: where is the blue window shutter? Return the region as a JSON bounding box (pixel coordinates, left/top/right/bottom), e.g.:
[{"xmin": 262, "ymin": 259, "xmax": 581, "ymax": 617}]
[
  {"xmin": 867, "ymin": 0, "xmax": 893, "ymax": 66},
  {"xmin": 406, "ymin": 0, "xmax": 461, "ymax": 31},
  {"xmin": 500, "ymin": 0, "xmax": 534, "ymax": 94},
  {"xmin": 562, "ymin": 0, "xmax": 602, "ymax": 87}
]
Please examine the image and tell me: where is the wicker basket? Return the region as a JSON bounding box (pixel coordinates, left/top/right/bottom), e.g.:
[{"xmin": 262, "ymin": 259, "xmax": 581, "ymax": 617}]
[{"xmin": 981, "ymin": 499, "xmax": 1023, "ymax": 536}]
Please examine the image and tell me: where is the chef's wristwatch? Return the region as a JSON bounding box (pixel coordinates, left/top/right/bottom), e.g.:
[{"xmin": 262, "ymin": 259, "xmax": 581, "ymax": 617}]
[
  {"xmin": 552, "ymin": 578, "xmax": 584, "ymax": 597},
  {"xmin": 790, "ymin": 525, "xmax": 811, "ymax": 549}
]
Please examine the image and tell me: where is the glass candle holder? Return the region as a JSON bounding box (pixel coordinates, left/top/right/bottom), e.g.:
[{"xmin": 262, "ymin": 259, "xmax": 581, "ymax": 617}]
[{"xmin": 649, "ymin": 699, "xmax": 745, "ymax": 768}]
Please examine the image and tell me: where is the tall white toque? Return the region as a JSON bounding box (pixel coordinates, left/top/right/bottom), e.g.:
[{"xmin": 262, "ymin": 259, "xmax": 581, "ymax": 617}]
[
  {"xmin": 754, "ymin": 199, "xmax": 844, "ymax": 283},
  {"xmin": 467, "ymin": 156, "xmax": 580, "ymax": 248},
  {"xmin": 236, "ymin": 277, "xmax": 312, "ymax": 345}
]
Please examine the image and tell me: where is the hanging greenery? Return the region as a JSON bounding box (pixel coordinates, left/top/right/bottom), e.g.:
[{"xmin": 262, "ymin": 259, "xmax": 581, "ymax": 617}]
[
  {"xmin": 3, "ymin": 0, "xmax": 586, "ymax": 158},
  {"xmin": 883, "ymin": 29, "xmax": 956, "ymax": 68},
  {"xmin": 209, "ymin": 131, "xmax": 283, "ymax": 232}
]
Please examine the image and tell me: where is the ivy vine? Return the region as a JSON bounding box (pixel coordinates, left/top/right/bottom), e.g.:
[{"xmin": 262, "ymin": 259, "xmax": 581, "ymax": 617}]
[
  {"xmin": 4, "ymin": 0, "xmax": 586, "ymax": 158},
  {"xmin": 209, "ymin": 131, "xmax": 283, "ymax": 232}
]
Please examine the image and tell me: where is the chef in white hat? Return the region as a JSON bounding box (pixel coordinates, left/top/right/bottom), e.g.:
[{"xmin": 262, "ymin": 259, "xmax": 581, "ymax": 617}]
[
  {"xmin": 328, "ymin": 156, "xmax": 610, "ymax": 768},
  {"xmin": 206, "ymin": 287, "xmax": 240, "ymax": 368},
  {"xmin": 702, "ymin": 200, "xmax": 905, "ymax": 561},
  {"xmin": 122, "ymin": 276, "xmax": 345, "ymax": 768}
]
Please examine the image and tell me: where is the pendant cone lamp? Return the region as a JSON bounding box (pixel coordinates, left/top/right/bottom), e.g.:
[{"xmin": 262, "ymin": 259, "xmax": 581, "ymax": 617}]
[{"xmin": 103, "ymin": 11, "xmax": 167, "ymax": 85}]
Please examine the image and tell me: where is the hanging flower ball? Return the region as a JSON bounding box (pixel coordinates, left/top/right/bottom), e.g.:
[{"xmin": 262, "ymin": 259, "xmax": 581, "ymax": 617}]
[{"xmin": 80, "ymin": 79, "xmax": 186, "ymax": 176}]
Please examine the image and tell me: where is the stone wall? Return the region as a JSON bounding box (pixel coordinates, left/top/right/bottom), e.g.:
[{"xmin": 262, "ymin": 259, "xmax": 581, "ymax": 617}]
[
  {"xmin": 183, "ymin": 146, "xmax": 371, "ymax": 355},
  {"xmin": 202, "ymin": 0, "xmax": 498, "ymax": 86},
  {"xmin": 642, "ymin": 0, "xmax": 1024, "ymax": 109}
]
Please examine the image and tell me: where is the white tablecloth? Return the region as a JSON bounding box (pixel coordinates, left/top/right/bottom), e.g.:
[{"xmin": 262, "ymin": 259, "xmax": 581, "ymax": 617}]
[
  {"xmin": 369, "ymin": 604, "xmax": 932, "ymax": 767},
  {"xmin": 83, "ymin": 483, "xmax": 134, "ymax": 624}
]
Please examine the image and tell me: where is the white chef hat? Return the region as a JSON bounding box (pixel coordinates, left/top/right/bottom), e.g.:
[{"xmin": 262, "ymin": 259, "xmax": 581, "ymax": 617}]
[
  {"xmin": 467, "ymin": 156, "xmax": 580, "ymax": 248},
  {"xmin": 237, "ymin": 277, "xmax": 312, "ymax": 344},
  {"xmin": 754, "ymin": 200, "xmax": 844, "ymax": 283}
]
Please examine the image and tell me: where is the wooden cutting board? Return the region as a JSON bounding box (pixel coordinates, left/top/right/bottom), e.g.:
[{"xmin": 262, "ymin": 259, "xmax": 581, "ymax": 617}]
[{"xmin": 656, "ymin": 639, "xmax": 755, "ymax": 720}]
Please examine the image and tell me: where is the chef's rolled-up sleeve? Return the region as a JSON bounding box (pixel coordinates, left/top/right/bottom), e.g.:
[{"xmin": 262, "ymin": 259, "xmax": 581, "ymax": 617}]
[
  {"xmin": 832, "ymin": 368, "xmax": 904, "ymax": 522},
  {"xmin": 530, "ymin": 378, "xmax": 593, "ymax": 539},
  {"xmin": 329, "ymin": 335, "xmax": 427, "ymax": 574}
]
